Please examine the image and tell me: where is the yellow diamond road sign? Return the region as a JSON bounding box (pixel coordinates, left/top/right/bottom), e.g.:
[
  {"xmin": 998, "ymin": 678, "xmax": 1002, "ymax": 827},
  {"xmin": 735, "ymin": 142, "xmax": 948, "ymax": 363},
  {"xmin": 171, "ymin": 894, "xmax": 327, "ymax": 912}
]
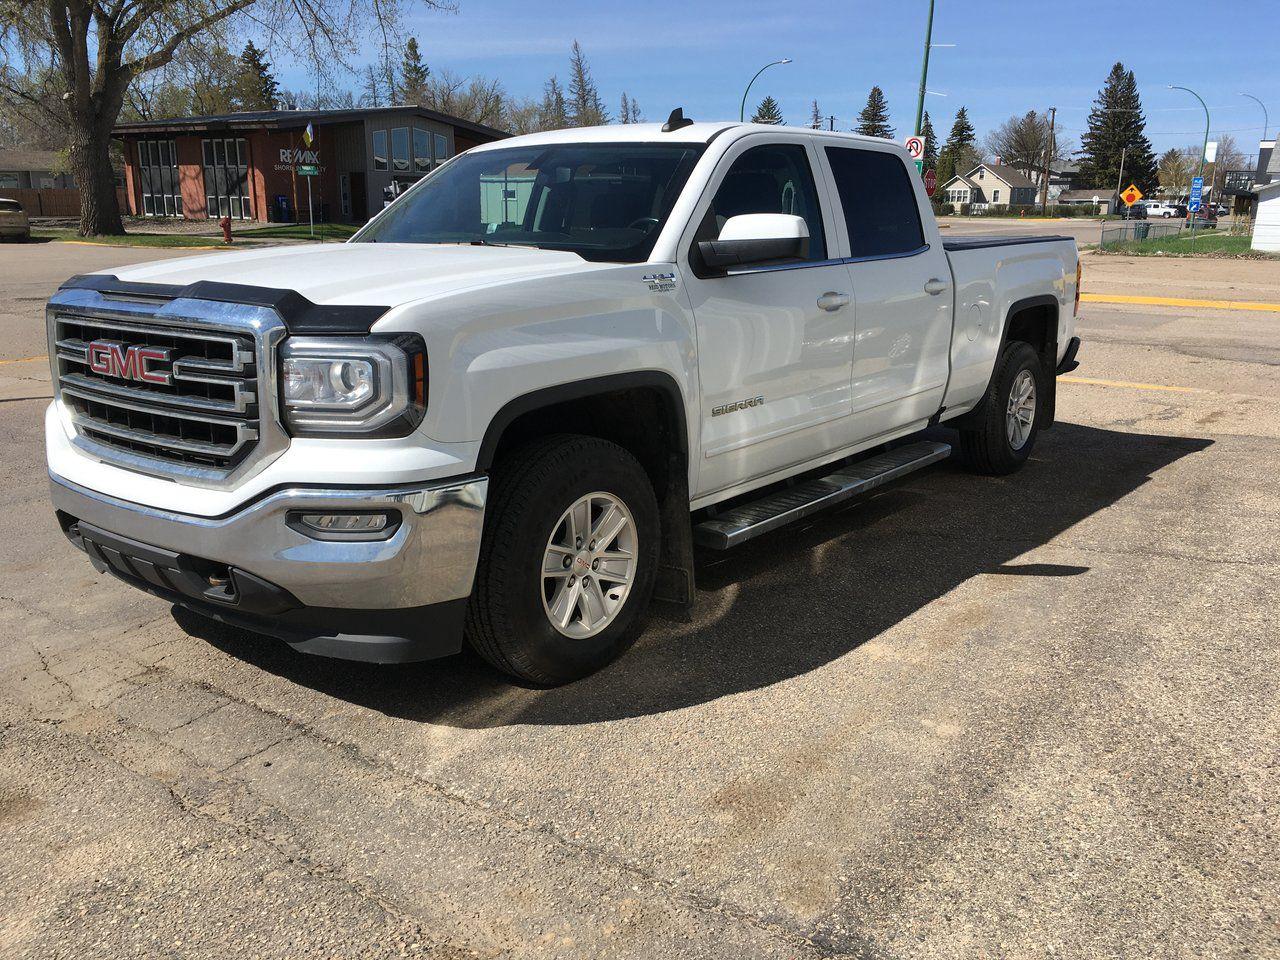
[{"xmin": 1121, "ymin": 184, "xmax": 1143, "ymax": 206}]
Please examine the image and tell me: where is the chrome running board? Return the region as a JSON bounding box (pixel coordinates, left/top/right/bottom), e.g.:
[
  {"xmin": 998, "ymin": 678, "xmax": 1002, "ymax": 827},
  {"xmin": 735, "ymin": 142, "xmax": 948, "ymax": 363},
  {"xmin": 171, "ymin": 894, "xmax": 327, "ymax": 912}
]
[{"xmin": 693, "ymin": 440, "xmax": 952, "ymax": 549}]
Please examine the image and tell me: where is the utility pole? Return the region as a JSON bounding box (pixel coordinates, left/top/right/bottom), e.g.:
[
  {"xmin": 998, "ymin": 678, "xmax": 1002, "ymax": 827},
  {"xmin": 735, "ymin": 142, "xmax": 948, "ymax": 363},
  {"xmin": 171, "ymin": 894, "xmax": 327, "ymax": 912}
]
[
  {"xmin": 1039, "ymin": 106, "xmax": 1057, "ymax": 214},
  {"xmin": 1114, "ymin": 144, "xmax": 1127, "ymax": 218},
  {"xmin": 914, "ymin": 0, "xmax": 936, "ymax": 136}
]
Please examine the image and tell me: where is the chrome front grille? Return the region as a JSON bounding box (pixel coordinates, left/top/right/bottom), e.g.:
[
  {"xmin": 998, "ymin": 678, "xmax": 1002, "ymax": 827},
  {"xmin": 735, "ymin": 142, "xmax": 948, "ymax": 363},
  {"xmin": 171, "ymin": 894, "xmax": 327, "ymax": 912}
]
[
  {"xmin": 48, "ymin": 286, "xmax": 290, "ymax": 488},
  {"xmin": 54, "ymin": 315, "xmax": 259, "ymax": 468}
]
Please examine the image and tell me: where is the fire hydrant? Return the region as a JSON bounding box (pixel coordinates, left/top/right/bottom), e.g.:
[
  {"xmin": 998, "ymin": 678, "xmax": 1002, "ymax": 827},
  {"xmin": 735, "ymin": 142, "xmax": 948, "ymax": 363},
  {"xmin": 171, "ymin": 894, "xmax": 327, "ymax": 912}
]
[{"xmin": 220, "ymin": 215, "xmax": 232, "ymax": 244}]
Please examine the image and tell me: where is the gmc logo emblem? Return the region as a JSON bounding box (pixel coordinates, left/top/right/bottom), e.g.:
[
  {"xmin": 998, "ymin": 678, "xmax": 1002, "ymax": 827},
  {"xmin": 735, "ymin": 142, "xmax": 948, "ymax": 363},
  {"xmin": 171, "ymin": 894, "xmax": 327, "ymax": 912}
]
[{"xmin": 87, "ymin": 340, "xmax": 172, "ymax": 385}]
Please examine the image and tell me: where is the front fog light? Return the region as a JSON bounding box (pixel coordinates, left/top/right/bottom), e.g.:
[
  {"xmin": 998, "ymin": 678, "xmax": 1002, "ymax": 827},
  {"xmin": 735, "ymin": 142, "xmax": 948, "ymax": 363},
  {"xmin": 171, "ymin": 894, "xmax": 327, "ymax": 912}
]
[{"xmin": 289, "ymin": 510, "xmax": 400, "ymax": 541}]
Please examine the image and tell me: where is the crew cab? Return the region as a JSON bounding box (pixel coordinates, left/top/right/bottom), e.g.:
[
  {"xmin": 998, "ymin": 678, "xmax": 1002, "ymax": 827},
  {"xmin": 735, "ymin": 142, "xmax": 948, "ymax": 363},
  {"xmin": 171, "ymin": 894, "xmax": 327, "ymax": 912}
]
[{"xmin": 46, "ymin": 115, "xmax": 1081, "ymax": 684}]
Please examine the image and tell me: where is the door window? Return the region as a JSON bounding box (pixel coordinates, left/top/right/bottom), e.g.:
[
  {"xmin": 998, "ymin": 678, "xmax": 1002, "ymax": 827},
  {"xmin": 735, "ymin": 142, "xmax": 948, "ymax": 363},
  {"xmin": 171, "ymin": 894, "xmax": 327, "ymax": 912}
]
[
  {"xmin": 701, "ymin": 142, "xmax": 826, "ymax": 261},
  {"xmin": 825, "ymin": 147, "xmax": 925, "ymax": 258}
]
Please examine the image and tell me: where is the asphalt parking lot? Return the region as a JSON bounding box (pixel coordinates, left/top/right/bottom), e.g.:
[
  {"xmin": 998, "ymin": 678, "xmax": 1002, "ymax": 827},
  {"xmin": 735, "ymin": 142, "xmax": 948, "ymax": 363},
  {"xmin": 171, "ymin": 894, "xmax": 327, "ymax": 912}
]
[{"xmin": 2, "ymin": 239, "xmax": 1278, "ymax": 959}]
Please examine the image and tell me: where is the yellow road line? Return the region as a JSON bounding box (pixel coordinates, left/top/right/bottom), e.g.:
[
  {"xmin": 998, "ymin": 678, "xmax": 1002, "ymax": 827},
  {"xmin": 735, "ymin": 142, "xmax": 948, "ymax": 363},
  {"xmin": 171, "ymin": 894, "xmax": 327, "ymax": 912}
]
[
  {"xmin": 1059, "ymin": 375, "xmax": 1205, "ymax": 394},
  {"xmin": 0, "ymin": 355, "xmax": 47, "ymax": 365},
  {"xmin": 1082, "ymin": 293, "xmax": 1280, "ymax": 313}
]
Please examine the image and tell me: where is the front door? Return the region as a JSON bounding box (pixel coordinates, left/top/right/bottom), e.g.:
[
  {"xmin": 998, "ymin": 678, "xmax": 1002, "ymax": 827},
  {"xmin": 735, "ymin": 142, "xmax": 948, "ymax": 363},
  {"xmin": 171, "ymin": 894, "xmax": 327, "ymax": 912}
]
[
  {"xmin": 679, "ymin": 136, "xmax": 854, "ymax": 499},
  {"xmin": 821, "ymin": 143, "xmax": 953, "ymax": 437}
]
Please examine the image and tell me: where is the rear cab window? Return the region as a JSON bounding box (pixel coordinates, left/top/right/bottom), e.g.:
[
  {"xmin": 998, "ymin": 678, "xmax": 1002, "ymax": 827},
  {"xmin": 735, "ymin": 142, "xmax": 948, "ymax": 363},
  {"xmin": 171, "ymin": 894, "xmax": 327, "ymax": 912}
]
[{"xmin": 824, "ymin": 146, "xmax": 926, "ymax": 259}]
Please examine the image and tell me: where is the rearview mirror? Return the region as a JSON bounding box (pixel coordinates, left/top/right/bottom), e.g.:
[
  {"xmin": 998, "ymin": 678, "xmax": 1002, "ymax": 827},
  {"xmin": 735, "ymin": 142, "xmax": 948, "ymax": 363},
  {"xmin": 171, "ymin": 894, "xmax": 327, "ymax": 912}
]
[{"xmin": 698, "ymin": 213, "xmax": 809, "ymax": 270}]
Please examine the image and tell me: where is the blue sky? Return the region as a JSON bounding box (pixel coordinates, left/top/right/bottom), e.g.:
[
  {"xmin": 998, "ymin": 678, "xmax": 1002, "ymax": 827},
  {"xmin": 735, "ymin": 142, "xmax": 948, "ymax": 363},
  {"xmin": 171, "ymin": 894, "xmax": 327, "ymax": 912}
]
[{"xmin": 282, "ymin": 0, "xmax": 1278, "ymax": 161}]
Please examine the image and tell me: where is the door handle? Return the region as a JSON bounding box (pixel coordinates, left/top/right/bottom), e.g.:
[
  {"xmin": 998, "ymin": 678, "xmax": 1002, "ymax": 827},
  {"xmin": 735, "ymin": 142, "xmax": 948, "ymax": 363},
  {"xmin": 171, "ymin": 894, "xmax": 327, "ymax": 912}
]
[
  {"xmin": 817, "ymin": 291, "xmax": 850, "ymax": 312},
  {"xmin": 924, "ymin": 278, "xmax": 949, "ymax": 296}
]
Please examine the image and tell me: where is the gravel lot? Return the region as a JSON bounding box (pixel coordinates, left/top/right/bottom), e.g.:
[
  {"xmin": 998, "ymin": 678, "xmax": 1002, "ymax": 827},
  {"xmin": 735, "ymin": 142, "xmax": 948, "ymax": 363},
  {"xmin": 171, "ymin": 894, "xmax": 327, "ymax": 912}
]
[{"xmin": 2, "ymin": 241, "xmax": 1278, "ymax": 959}]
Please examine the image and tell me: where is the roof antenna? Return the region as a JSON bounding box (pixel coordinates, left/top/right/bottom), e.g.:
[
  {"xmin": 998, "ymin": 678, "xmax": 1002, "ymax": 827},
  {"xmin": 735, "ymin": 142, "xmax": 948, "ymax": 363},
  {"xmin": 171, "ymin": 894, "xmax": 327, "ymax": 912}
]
[{"xmin": 662, "ymin": 108, "xmax": 694, "ymax": 132}]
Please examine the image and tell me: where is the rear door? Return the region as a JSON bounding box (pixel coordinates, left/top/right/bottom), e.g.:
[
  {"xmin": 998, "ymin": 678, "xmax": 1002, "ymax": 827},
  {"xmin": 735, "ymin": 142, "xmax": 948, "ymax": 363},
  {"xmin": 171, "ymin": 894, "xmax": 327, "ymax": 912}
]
[
  {"xmin": 678, "ymin": 134, "xmax": 854, "ymax": 499},
  {"xmin": 821, "ymin": 143, "xmax": 953, "ymax": 439}
]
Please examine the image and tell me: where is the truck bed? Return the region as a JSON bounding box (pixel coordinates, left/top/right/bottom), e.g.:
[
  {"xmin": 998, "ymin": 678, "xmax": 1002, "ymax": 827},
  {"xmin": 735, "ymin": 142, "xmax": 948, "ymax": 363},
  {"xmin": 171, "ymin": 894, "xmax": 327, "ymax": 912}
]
[{"xmin": 942, "ymin": 234, "xmax": 1074, "ymax": 251}]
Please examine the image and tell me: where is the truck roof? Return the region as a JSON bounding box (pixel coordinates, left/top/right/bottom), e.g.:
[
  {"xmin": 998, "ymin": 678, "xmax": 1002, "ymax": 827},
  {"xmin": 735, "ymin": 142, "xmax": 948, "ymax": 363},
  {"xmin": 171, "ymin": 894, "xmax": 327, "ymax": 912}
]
[{"xmin": 467, "ymin": 122, "xmax": 909, "ymax": 153}]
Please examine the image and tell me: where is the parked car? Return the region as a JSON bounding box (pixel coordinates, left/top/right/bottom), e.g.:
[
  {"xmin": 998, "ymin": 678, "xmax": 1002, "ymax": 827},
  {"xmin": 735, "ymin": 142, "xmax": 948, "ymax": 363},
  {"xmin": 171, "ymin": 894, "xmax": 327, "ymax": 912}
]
[
  {"xmin": 0, "ymin": 197, "xmax": 30, "ymax": 241},
  {"xmin": 1186, "ymin": 206, "xmax": 1218, "ymax": 229},
  {"xmin": 45, "ymin": 117, "xmax": 1081, "ymax": 684},
  {"xmin": 1144, "ymin": 201, "xmax": 1179, "ymax": 218},
  {"xmin": 1125, "ymin": 203, "xmax": 1147, "ymax": 219}
]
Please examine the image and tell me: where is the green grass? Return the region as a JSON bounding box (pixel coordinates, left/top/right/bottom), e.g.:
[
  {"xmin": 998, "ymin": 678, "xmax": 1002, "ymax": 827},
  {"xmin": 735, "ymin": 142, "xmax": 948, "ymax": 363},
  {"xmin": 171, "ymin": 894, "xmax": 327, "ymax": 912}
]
[
  {"xmin": 240, "ymin": 222, "xmax": 360, "ymax": 241},
  {"xmin": 31, "ymin": 228, "xmax": 234, "ymax": 249},
  {"xmin": 1099, "ymin": 232, "xmax": 1274, "ymax": 258}
]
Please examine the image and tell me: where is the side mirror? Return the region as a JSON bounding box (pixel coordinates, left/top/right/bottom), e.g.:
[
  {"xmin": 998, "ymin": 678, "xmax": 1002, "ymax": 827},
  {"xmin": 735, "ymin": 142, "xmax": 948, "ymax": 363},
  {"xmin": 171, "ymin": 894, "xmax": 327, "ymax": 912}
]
[{"xmin": 698, "ymin": 213, "xmax": 809, "ymax": 270}]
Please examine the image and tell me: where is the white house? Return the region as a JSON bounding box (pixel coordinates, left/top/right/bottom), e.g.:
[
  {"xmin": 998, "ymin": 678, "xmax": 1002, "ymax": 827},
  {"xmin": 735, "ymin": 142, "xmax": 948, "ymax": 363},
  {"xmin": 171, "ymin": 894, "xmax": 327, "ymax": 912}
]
[
  {"xmin": 939, "ymin": 162, "xmax": 1038, "ymax": 207},
  {"xmin": 1253, "ymin": 180, "xmax": 1280, "ymax": 252}
]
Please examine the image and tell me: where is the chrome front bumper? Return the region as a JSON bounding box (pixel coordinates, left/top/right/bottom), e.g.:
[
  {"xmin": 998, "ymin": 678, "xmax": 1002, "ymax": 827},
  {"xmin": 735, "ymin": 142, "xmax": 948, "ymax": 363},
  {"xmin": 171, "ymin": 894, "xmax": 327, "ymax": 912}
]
[{"xmin": 50, "ymin": 473, "xmax": 487, "ymax": 662}]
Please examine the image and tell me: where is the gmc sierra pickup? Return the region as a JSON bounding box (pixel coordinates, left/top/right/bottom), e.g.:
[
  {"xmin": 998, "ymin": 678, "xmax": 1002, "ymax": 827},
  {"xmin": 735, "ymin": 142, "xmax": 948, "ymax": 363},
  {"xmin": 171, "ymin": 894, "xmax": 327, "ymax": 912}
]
[{"xmin": 46, "ymin": 115, "xmax": 1081, "ymax": 684}]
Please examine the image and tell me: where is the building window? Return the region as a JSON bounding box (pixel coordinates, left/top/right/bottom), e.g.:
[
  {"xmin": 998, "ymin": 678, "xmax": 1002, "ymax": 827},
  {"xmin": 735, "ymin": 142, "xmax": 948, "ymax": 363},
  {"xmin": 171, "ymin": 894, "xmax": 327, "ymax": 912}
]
[
  {"xmin": 373, "ymin": 130, "xmax": 388, "ymax": 171},
  {"xmin": 137, "ymin": 139, "xmax": 181, "ymax": 216},
  {"xmin": 413, "ymin": 127, "xmax": 430, "ymax": 173},
  {"xmin": 434, "ymin": 133, "xmax": 449, "ymax": 163},
  {"xmin": 391, "ymin": 127, "xmax": 410, "ymax": 172},
  {"xmin": 977, "ymin": 168, "xmax": 984, "ymax": 180},
  {"xmin": 992, "ymin": 188, "xmax": 1000, "ymax": 203},
  {"xmin": 0, "ymin": 172, "xmax": 18, "ymax": 189},
  {"xmin": 202, "ymin": 138, "xmax": 252, "ymax": 220}
]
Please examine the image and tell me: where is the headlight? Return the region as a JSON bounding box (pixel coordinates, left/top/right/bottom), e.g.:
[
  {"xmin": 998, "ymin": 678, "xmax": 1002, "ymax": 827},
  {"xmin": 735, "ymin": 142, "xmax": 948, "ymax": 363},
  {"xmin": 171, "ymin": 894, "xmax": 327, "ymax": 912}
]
[{"xmin": 279, "ymin": 335, "xmax": 425, "ymax": 436}]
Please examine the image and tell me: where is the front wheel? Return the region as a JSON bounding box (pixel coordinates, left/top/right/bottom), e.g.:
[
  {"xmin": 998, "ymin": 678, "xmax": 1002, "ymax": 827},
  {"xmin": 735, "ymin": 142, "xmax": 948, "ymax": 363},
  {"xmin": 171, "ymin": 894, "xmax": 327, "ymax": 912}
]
[
  {"xmin": 957, "ymin": 340, "xmax": 1045, "ymax": 475},
  {"xmin": 465, "ymin": 435, "xmax": 659, "ymax": 684}
]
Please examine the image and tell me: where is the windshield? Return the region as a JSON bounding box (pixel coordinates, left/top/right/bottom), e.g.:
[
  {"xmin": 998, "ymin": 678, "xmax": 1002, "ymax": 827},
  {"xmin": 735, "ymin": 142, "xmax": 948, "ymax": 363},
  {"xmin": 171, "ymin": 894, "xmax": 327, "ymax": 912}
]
[{"xmin": 354, "ymin": 142, "xmax": 705, "ymax": 262}]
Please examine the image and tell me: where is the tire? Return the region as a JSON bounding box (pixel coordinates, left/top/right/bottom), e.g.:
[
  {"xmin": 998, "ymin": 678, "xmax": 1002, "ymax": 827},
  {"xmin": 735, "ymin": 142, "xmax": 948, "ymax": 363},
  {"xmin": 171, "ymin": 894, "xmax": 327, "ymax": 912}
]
[
  {"xmin": 465, "ymin": 434, "xmax": 660, "ymax": 684},
  {"xmin": 958, "ymin": 340, "xmax": 1045, "ymax": 476}
]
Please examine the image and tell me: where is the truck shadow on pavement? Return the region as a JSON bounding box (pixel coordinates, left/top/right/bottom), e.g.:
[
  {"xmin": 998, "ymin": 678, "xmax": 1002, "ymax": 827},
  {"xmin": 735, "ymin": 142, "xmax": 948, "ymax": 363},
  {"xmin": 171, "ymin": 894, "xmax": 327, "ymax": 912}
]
[{"xmin": 178, "ymin": 422, "xmax": 1211, "ymax": 726}]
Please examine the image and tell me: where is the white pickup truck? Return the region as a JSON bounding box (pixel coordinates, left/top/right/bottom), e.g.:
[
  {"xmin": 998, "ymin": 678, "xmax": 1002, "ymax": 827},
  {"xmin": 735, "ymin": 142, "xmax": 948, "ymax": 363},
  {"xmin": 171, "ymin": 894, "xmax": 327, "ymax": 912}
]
[{"xmin": 46, "ymin": 116, "xmax": 1081, "ymax": 683}]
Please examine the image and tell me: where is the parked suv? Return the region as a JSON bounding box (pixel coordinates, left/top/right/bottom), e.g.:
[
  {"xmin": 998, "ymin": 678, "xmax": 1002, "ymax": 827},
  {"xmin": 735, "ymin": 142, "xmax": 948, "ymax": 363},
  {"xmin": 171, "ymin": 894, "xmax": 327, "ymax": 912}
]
[{"xmin": 0, "ymin": 197, "xmax": 30, "ymax": 240}]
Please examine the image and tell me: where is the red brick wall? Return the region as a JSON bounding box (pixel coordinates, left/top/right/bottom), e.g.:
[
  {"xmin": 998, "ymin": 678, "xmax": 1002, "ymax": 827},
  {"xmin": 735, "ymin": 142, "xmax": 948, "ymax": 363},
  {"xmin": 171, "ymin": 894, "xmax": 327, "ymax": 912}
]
[
  {"xmin": 175, "ymin": 136, "xmax": 207, "ymax": 219},
  {"xmin": 248, "ymin": 129, "xmax": 338, "ymax": 223}
]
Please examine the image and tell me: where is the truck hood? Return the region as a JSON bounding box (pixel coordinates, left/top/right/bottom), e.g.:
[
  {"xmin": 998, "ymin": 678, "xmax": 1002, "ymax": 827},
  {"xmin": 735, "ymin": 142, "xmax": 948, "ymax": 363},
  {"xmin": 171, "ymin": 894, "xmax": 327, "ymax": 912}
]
[{"xmin": 101, "ymin": 242, "xmax": 611, "ymax": 307}]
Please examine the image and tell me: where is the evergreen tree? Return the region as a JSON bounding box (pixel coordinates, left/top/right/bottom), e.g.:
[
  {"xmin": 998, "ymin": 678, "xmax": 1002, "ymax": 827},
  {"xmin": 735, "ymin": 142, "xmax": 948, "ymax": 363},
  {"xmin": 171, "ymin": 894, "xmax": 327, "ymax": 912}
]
[
  {"xmin": 810, "ymin": 99, "xmax": 822, "ymax": 129},
  {"xmin": 1077, "ymin": 62, "xmax": 1158, "ymax": 193},
  {"xmin": 233, "ymin": 41, "xmax": 279, "ymax": 111},
  {"xmin": 920, "ymin": 110, "xmax": 938, "ymax": 166},
  {"xmin": 567, "ymin": 40, "xmax": 608, "ymax": 126},
  {"xmin": 855, "ymin": 86, "xmax": 894, "ymax": 139},
  {"xmin": 620, "ymin": 92, "xmax": 631, "ymax": 124},
  {"xmin": 626, "ymin": 94, "xmax": 641, "ymax": 123},
  {"xmin": 399, "ymin": 37, "xmax": 430, "ymax": 104},
  {"xmin": 539, "ymin": 75, "xmax": 568, "ymax": 130},
  {"xmin": 937, "ymin": 105, "xmax": 978, "ymax": 186},
  {"xmin": 751, "ymin": 95, "xmax": 783, "ymax": 125}
]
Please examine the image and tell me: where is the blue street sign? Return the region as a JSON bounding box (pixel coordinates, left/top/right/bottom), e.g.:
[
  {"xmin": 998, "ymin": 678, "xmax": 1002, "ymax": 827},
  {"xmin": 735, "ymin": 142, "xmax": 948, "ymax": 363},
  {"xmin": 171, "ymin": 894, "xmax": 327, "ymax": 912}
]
[{"xmin": 1189, "ymin": 176, "xmax": 1204, "ymax": 212}]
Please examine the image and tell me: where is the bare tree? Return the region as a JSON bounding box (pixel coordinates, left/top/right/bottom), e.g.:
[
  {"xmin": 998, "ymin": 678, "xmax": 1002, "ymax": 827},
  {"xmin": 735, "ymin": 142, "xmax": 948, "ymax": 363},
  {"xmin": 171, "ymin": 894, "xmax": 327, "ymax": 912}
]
[
  {"xmin": 0, "ymin": 0, "xmax": 452, "ymax": 235},
  {"xmin": 421, "ymin": 69, "xmax": 506, "ymax": 128},
  {"xmin": 984, "ymin": 110, "xmax": 1072, "ymax": 184}
]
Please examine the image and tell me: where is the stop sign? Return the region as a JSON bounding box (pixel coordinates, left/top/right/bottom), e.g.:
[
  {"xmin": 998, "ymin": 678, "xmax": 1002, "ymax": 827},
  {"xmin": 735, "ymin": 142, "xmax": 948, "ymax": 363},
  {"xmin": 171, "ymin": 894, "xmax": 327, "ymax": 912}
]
[{"xmin": 924, "ymin": 169, "xmax": 937, "ymax": 195}]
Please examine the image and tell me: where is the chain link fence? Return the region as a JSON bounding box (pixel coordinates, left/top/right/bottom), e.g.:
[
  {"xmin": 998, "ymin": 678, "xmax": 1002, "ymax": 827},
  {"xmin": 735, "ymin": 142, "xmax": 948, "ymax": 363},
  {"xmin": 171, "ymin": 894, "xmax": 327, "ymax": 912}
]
[{"xmin": 1099, "ymin": 221, "xmax": 1185, "ymax": 249}]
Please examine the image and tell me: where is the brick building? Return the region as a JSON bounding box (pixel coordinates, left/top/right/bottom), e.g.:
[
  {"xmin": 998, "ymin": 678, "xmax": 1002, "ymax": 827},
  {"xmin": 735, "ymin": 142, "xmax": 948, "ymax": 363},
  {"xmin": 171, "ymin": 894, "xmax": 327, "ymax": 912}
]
[{"xmin": 112, "ymin": 105, "xmax": 508, "ymax": 225}]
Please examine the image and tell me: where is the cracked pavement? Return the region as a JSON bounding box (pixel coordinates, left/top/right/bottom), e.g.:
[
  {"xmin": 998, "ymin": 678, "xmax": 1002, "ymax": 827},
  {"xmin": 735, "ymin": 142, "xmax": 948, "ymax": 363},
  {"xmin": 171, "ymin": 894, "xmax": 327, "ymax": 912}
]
[{"xmin": 1, "ymin": 241, "xmax": 1278, "ymax": 958}]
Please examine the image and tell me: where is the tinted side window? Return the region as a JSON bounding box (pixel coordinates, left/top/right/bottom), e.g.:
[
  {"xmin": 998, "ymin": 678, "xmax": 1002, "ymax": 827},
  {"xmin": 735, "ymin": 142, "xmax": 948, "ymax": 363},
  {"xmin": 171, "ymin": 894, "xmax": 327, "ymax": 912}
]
[
  {"xmin": 705, "ymin": 143, "xmax": 826, "ymax": 260},
  {"xmin": 825, "ymin": 147, "xmax": 925, "ymax": 258}
]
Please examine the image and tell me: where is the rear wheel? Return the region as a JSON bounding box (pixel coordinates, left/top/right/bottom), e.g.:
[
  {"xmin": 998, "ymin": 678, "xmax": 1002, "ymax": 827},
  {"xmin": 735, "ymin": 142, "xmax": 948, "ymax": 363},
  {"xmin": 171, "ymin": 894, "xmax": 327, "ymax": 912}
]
[
  {"xmin": 958, "ymin": 340, "xmax": 1045, "ymax": 475},
  {"xmin": 465, "ymin": 434, "xmax": 659, "ymax": 684}
]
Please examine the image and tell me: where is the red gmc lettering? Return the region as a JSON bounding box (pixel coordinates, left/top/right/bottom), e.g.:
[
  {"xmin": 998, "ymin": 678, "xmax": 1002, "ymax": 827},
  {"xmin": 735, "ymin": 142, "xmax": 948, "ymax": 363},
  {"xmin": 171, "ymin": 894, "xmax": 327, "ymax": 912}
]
[{"xmin": 86, "ymin": 341, "xmax": 172, "ymax": 385}]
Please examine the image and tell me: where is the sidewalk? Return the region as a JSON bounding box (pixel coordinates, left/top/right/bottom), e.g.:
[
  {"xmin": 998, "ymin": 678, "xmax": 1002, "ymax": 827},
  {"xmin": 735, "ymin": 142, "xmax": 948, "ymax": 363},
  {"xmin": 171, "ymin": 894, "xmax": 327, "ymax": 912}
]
[{"xmin": 1083, "ymin": 254, "xmax": 1280, "ymax": 304}]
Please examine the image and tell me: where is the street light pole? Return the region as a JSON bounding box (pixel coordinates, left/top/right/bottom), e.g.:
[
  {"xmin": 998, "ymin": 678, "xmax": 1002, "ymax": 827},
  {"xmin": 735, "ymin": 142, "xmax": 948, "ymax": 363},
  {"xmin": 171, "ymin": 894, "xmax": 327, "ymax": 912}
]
[
  {"xmin": 1169, "ymin": 84, "xmax": 1210, "ymax": 183},
  {"xmin": 914, "ymin": 0, "xmax": 936, "ymax": 136},
  {"xmin": 740, "ymin": 59, "xmax": 792, "ymax": 123},
  {"xmin": 1239, "ymin": 93, "xmax": 1269, "ymax": 141}
]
